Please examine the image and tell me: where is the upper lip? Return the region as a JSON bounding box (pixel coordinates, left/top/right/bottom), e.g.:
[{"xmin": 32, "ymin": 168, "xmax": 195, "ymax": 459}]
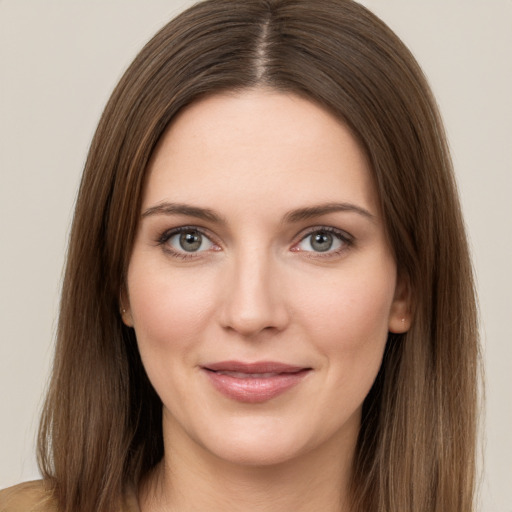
[{"xmin": 202, "ymin": 361, "xmax": 309, "ymax": 374}]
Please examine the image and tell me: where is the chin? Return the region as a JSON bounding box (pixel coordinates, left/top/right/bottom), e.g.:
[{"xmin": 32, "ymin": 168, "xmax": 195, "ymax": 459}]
[
  {"xmin": 208, "ymin": 435, "xmax": 310, "ymax": 468},
  {"xmin": 192, "ymin": 410, "xmax": 359, "ymax": 469}
]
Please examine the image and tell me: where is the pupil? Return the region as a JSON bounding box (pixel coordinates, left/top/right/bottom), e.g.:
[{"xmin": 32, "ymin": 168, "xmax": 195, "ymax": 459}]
[
  {"xmin": 180, "ymin": 231, "xmax": 202, "ymax": 252},
  {"xmin": 311, "ymin": 232, "xmax": 332, "ymax": 252}
]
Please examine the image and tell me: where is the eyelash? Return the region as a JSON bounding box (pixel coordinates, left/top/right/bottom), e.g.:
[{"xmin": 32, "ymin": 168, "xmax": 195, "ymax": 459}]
[
  {"xmin": 292, "ymin": 226, "xmax": 354, "ymax": 258},
  {"xmin": 156, "ymin": 225, "xmax": 354, "ymax": 260},
  {"xmin": 157, "ymin": 226, "xmax": 220, "ymax": 260}
]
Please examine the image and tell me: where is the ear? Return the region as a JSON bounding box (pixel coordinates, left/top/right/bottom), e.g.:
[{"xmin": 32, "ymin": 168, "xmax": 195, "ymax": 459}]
[
  {"xmin": 119, "ymin": 287, "xmax": 134, "ymax": 327},
  {"xmin": 388, "ymin": 273, "xmax": 412, "ymax": 333}
]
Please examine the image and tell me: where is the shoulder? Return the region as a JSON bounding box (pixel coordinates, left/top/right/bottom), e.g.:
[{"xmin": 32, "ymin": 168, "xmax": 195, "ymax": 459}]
[
  {"xmin": 0, "ymin": 480, "xmax": 140, "ymax": 512},
  {"xmin": 0, "ymin": 481, "xmax": 58, "ymax": 512}
]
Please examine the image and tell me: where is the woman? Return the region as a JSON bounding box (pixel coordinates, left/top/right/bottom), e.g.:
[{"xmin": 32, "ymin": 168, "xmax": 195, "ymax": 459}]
[{"xmin": 0, "ymin": 0, "xmax": 479, "ymax": 511}]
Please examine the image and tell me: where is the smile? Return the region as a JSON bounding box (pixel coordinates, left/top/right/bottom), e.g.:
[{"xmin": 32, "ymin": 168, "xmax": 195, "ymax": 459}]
[{"xmin": 202, "ymin": 361, "xmax": 312, "ymax": 403}]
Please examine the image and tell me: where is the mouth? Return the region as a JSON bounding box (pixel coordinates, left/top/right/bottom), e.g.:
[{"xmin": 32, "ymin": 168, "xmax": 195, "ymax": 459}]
[{"xmin": 201, "ymin": 361, "xmax": 312, "ymax": 403}]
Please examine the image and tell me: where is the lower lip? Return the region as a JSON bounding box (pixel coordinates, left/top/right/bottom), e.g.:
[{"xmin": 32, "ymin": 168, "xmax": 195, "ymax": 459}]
[{"xmin": 203, "ymin": 369, "xmax": 310, "ymax": 403}]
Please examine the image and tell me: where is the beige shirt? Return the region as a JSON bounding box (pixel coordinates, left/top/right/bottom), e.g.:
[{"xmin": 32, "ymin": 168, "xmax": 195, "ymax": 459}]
[{"xmin": 0, "ymin": 481, "xmax": 140, "ymax": 512}]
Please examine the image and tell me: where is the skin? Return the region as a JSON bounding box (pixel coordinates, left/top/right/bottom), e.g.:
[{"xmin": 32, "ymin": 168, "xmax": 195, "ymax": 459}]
[{"xmin": 122, "ymin": 89, "xmax": 410, "ymax": 511}]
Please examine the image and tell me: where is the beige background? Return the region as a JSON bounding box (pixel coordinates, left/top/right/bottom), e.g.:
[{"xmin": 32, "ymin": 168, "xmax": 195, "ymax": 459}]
[{"xmin": 1, "ymin": 1, "xmax": 511, "ymax": 510}]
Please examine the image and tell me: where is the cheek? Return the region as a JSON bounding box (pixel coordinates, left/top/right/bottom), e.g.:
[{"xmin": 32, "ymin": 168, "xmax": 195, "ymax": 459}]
[
  {"xmin": 127, "ymin": 260, "xmax": 217, "ymax": 356},
  {"xmin": 293, "ymin": 258, "xmax": 396, "ymax": 403},
  {"xmin": 298, "ymin": 270, "xmax": 395, "ymax": 352},
  {"xmin": 279, "ymin": 263, "xmax": 396, "ymax": 443}
]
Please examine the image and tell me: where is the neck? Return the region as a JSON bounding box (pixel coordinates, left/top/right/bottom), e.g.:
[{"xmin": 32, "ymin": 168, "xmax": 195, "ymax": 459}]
[{"xmin": 139, "ymin": 414, "xmax": 357, "ymax": 512}]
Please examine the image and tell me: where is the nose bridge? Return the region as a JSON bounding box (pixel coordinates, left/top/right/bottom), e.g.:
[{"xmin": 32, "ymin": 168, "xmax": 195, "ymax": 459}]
[{"xmin": 220, "ymin": 244, "xmax": 288, "ymax": 336}]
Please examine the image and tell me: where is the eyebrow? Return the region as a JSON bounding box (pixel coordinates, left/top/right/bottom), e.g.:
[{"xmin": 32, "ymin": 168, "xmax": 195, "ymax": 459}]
[
  {"xmin": 283, "ymin": 202, "xmax": 375, "ymax": 223},
  {"xmin": 141, "ymin": 201, "xmax": 375, "ymax": 224},
  {"xmin": 141, "ymin": 202, "xmax": 225, "ymax": 224}
]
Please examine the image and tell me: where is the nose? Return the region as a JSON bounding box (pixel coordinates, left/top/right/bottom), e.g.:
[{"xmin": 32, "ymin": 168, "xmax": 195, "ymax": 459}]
[{"xmin": 219, "ymin": 251, "xmax": 290, "ymax": 337}]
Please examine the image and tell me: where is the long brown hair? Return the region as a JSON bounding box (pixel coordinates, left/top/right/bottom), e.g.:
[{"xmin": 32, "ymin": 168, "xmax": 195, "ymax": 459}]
[{"xmin": 38, "ymin": 1, "xmax": 479, "ymax": 510}]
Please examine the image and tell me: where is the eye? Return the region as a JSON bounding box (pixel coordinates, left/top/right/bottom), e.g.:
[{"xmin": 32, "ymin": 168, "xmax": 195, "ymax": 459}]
[
  {"xmin": 293, "ymin": 228, "xmax": 352, "ymax": 255},
  {"xmin": 160, "ymin": 227, "xmax": 217, "ymax": 256}
]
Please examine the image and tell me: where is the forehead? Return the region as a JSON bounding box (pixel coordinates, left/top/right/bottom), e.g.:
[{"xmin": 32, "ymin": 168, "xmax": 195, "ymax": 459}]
[{"xmin": 143, "ymin": 89, "xmax": 378, "ymax": 217}]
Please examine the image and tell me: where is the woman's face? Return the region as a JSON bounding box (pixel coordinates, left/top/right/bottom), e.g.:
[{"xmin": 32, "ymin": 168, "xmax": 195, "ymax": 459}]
[{"xmin": 124, "ymin": 90, "xmax": 409, "ymax": 467}]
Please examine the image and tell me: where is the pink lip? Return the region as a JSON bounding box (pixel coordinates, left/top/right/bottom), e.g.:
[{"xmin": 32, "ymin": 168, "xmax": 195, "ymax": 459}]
[{"xmin": 202, "ymin": 361, "xmax": 311, "ymax": 403}]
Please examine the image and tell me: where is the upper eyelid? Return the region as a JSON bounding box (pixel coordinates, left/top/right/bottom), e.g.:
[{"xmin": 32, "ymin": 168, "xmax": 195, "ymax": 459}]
[
  {"xmin": 292, "ymin": 226, "xmax": 354, "ymax": 254},
  {"xmin": 159, "ymin": 224, "xmax": 351, "ymax": 237},
  {"xmin": 156, "ymin": 224, "xmax": 353, "ymax": 251},
  {"xmin": 159, "ymin": 225, "xmax": 216, "ymax": 242},
  {"xmin": 295, "ymin": 225, "xmax": 353, "ymax": 241},
  {"xmin": 157, "ymin": 226, "xmax": 219, "ymax": 259}
]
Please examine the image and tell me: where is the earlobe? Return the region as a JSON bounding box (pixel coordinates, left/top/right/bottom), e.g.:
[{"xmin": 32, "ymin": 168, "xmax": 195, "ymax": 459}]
[
  {"xmin": 120, "ymin": 306, "xmax": 134, "ymax": 327},
  {"xmin": 388, "ymin": 274, "xmax": 412, "ymax": 333},
  {"xmin": 120, "ymin": 287, "xmax": 134, "ymax": 327},
  {"xmin": 388, "ymin": 314, "xmax": 411, "ymax": 334}
]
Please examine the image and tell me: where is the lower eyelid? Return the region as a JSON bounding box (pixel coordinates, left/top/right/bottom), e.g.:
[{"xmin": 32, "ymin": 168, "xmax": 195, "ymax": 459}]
[{"xmin": 157, "ymin": 227, "xmax": 226, "ymax": 262}]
